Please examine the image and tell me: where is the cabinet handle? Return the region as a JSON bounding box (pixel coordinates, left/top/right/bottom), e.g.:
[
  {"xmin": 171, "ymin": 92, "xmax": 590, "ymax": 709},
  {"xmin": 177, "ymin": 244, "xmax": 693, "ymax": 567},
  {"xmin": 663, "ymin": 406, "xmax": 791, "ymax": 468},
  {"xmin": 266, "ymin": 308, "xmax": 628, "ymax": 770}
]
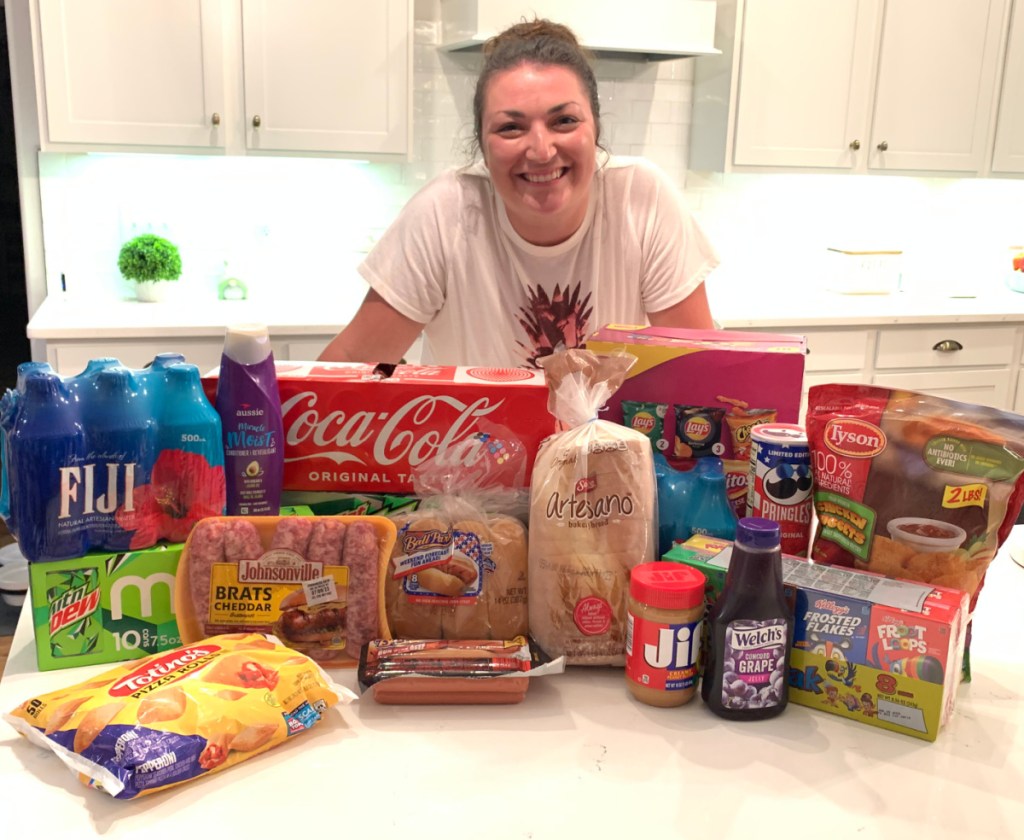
[
  {"xmin": 932, "ymin": 339, "xmax": 963, "ymax": 352},
  {"xmin": 211, "ymin": 113, "xmax": 221, "ymax": 126},
  {"xmin": 877, "ymin": 140, "xmax": 889, "ymax": 151},
  {"xmin": 252, "ymin": 115, "xmax": 262, "ymax": 128},
  {"xmin": 849, "ymin": 139, "xmax": 861, "ymax": 150}
]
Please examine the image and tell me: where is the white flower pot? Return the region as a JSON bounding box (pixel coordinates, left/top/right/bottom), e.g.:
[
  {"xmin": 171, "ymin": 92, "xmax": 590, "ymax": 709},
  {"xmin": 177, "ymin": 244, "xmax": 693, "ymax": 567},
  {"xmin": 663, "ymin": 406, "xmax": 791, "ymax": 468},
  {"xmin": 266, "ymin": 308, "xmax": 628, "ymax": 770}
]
[{"xmin": 134, "ymin": 280, "xmax": 170, "ymax": 302}]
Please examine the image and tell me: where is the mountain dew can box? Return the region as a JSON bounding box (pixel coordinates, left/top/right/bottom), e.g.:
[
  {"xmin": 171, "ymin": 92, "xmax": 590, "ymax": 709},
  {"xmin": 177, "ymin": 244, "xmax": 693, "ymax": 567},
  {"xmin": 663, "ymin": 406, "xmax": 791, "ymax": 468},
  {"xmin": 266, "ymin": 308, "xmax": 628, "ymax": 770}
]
[
  {"xmin": 29, "ymin": 544, "xmax": 184, "ymax": 672},
  {"xmin": 664, "ymin": 535, "xmax": 968, "ymax": 741}
]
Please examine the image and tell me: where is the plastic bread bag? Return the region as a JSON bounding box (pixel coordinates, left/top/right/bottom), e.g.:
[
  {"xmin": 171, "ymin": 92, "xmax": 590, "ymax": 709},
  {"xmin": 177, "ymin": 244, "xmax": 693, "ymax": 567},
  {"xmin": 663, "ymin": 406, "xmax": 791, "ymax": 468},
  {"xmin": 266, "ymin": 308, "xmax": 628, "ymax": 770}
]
[
  {"xmin": 528, "ymin": 348, "xmax": 658, "ymax": 665},
  {"xmin": 4, "ymin": 633, "xmax": 353, "ymax": 799},
  {"xmin": 805, "ymin": 384, "xmax": 1024, "ymax": 680},
  {"xmin": 385, "ymin": 421, "xmax": 531, "ymax": 641}
]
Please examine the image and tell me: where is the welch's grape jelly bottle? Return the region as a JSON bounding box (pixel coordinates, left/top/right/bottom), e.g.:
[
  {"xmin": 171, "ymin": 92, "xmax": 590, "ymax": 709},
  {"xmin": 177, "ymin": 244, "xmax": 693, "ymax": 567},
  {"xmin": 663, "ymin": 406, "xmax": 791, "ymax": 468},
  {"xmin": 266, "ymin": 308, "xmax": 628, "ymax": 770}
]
[{"xmin": 701, "ymin": 516, "xmax": 793, "ymax": 720}]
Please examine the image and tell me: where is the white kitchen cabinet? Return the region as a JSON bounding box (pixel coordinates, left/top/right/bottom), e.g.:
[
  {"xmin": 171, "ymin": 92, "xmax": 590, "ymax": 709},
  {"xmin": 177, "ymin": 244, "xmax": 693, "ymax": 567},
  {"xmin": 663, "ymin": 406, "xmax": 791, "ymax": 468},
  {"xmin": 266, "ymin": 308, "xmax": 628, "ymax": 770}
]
[
  {"xmin": 872, "ymin": 369, "xmax": 1013, "ymax": 409},
  {"xmin": 691, "ymin": 0, "xmax": 1008, "ymax": 174},
  {"xmin": 32, "ymin": 0, "xmax": 411, "ymax": 157},
  {"xmin": 44, "ymin": 338, "xmax": 227, "ymax": 376},
  {"xmin": 992, "ymin": 0, "xmax": 1024, "ymax": 173}
]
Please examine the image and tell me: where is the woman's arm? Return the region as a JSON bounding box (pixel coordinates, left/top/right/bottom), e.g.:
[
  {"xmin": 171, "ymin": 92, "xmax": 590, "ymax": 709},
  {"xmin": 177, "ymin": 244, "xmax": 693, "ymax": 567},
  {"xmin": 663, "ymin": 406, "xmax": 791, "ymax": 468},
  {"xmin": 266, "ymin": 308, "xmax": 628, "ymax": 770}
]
[
  {"xmin": 317, "ymin": 289, "xmax": 426, "ymax": 364},
  {"xmin": 647, "ymin": 283, "xmax": 714, "ymax": 330}
]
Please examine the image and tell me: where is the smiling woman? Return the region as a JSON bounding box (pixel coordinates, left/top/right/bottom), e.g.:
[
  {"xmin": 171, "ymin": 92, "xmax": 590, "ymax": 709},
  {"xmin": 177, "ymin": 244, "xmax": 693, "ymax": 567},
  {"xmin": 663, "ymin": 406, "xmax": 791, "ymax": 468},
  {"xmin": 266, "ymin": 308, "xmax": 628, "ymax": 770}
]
[{"xmin": 318, "ymin": 18, "xmax": 718, "ymax": 369}]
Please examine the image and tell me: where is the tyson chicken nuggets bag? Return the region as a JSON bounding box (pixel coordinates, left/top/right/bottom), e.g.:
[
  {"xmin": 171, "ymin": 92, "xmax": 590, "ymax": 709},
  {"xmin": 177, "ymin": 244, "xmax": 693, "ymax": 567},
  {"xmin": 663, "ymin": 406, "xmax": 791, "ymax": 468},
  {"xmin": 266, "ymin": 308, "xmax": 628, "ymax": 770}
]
[
  {"xmin": 529, "ymin": 349, "xmax": 657, "ymax": 665},
  {"xmin": 805, "ymin": 384, "xmax": 1024, "ymax": 677},
  {"xmin": 5, "ymin": 633, "xmax": 351, "ymax": 799}
]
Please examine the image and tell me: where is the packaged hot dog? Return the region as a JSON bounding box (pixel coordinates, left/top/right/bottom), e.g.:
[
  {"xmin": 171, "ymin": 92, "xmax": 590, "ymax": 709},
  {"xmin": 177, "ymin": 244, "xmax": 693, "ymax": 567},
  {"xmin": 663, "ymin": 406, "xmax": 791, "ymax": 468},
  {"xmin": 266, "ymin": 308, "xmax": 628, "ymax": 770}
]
[
  {"xmin": 176, "ymin": 515, "xmax": 397, "ymax": 666},
  {"xmin": 4, "ymin": 633, "xmax": 351, "ymax": 799},
  {"xmin": 357, "ymin": 636, "xmax": 564, "ymax": 704}
]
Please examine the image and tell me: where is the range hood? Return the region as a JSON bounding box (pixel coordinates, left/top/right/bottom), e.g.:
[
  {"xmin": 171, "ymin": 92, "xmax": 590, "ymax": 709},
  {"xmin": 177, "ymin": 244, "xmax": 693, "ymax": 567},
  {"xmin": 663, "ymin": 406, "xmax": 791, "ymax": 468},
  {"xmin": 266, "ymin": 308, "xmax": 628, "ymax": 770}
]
[{"xmin": 439, "ymin": 0, "xmax": 720, "ymax": 61}]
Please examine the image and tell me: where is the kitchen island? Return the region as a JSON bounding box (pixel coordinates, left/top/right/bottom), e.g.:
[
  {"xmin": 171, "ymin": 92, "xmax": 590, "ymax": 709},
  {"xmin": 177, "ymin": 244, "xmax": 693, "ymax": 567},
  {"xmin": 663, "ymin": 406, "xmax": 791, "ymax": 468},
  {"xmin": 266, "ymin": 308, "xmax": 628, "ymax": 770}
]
[{"xmin": 1, "ymin": 532, "xmax": 1022, "ymax": 840}]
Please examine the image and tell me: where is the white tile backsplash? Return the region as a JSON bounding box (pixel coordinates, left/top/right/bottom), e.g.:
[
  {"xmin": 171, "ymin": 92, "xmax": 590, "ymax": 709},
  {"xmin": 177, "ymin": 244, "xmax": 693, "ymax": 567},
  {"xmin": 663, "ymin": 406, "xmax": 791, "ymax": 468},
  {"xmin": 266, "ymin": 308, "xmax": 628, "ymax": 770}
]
[{"xmin": 37, "ymin": 4, "xmax": 1024, "ymax": 313}]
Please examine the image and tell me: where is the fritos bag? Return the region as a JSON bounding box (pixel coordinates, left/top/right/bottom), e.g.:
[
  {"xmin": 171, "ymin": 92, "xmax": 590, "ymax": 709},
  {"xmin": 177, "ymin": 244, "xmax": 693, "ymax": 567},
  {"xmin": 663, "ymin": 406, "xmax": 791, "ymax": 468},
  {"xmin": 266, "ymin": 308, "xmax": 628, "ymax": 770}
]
[
  {"xmin": 385, "ymin": 422, "xmax": 531, "ymax": 641},
  {"xmin": 805, "ymin": 384, "xmax": 1024, "ymax": 677},
  {"xmin": 5, "ymin": 633, "xmax": 351, "ymax": 799},
  {"xmin": 528, "ymin": 349, "xmax": 657, "ymax": 665}
]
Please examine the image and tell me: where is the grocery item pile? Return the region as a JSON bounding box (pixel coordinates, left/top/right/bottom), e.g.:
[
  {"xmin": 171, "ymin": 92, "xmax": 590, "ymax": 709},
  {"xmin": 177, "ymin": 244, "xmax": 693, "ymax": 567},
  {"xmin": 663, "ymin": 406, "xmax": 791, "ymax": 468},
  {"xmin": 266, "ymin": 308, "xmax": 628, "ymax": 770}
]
[{"xmin": 3, "ymin": 324, "xmax": 1024, "ymax": 797}]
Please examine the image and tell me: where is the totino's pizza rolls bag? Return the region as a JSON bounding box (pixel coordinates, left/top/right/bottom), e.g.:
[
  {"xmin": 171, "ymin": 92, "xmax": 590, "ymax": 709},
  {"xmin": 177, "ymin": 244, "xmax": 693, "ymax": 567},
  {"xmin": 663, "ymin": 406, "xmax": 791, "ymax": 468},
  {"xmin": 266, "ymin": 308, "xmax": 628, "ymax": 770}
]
[
  {"xmin": 805, "ymin": 384, "xmax": 1024, "ymax": 677},
  {"xmin": 176, "ymin": 515, "xmax": 397, "ymax": 666},
  {"xmin": 528, "ymin": 349, "xmax": 658, "ymax": 666},
  {"xmin": 385, "ymin": 423, "xmax": 530, "ymax": 641},
  {"xmin": 4, "ymin": 633, "xmax": 352, "ymax": 799}
]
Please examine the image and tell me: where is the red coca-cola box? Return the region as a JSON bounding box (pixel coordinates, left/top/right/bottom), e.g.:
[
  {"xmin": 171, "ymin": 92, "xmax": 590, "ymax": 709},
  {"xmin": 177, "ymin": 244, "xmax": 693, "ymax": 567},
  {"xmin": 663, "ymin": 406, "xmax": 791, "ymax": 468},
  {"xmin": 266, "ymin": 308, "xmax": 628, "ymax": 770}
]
[{"xmin": 203, "ymin": 362, "xmax": 555, "ymax": 494}]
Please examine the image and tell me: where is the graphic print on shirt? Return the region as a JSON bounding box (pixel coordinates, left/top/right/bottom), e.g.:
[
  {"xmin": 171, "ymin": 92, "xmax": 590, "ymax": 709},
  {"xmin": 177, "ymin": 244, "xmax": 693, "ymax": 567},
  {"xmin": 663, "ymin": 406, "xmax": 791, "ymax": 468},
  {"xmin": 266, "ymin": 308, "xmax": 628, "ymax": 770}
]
[{"xmin": 516, "ymin": 282, "xmax": 593, "ymax": 368}]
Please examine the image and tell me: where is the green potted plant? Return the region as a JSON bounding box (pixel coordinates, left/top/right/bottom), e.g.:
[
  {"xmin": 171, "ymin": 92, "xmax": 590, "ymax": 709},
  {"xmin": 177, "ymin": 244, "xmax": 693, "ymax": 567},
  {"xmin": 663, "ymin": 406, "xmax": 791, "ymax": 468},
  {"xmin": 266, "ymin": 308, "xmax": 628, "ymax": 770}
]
[{"xmin": 118, "ymin": 233, "xmax": 183, "ymax": 302}]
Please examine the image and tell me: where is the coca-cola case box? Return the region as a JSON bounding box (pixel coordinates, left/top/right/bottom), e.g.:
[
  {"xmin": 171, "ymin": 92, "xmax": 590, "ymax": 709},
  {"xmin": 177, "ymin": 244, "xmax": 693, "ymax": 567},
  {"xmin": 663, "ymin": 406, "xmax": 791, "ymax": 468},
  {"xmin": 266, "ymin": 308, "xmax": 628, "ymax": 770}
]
[{"xmin": 202, "ymin": 362, "xmax": 556, "ymax": 495}]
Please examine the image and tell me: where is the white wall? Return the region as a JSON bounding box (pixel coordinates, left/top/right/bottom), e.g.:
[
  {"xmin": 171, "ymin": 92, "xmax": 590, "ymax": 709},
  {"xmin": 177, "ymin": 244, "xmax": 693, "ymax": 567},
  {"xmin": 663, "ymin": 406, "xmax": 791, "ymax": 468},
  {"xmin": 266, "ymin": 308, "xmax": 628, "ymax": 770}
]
[{"xmin": 33, "ymin": 1, "xmax": 1024, "ymax": 312}]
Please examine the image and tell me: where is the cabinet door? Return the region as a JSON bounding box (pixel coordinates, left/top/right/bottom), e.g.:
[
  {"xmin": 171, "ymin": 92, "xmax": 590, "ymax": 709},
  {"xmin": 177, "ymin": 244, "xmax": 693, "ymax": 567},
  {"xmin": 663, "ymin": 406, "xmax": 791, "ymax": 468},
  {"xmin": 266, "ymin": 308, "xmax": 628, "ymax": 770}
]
[
  {"xmin": 872, "ymin": 369, "xmax": 1012, "ymax": 410},
  {"xmin": 241, "ymin": 0, "xmax": 410, "ymax": 155},
  {"xmin": 992, "ymin": 0, "xmax": 1024, "ymax": 173},
  {"xmin": 868, "ymin": 0, "xmax": 1007, "ymax": 172},
  {"xmin": 37, "ymin": 0, "xmax": 226, "ymax": 148},
  {"xmin": 731, "ymin": 0, "xmax": 880, "ymax": 168}
]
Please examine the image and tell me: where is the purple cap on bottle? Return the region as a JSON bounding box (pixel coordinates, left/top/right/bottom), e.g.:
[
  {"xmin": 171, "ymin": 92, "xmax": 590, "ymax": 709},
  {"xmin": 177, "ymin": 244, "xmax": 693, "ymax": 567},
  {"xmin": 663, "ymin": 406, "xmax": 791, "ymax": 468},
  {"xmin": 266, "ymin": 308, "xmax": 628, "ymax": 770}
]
[{"xmin": 737, "ymin": 517, "xmax": 781, "ymax": 550}]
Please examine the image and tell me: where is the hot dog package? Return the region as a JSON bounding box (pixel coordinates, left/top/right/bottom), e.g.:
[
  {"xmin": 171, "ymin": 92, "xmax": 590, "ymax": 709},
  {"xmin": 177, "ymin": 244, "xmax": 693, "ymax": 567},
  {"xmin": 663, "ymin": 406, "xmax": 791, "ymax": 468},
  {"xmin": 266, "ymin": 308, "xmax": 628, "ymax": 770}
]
[
  {"xmin": 805, "ymin": 384, "xmax": 1024, "ymax": 678},
  {"xmin": 4, "ymin": 633, "xmax": 351, "ymax": 799},
  {"xmin": 176, "ymin": 515, "xmax": 397, "ymax": 667},
  {"xmin": 385, "ymin": 424, "xmax": 530, "ymax": 641},
  {"xmin": 528, "ymin": 349, "xmax": 657, "ymax": 666}
]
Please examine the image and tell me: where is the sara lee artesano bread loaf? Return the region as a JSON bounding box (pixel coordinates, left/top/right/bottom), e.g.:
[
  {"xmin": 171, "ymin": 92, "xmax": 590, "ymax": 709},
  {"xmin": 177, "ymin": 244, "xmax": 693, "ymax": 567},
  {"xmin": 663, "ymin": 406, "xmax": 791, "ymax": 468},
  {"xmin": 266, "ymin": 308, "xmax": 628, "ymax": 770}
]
[
  {"xmin": 385, "ymin": 509, "xmax": 529, "ymax": 640},
  {"xmin": 528, "ymin": 349, "xmax": 658, "ymax": 665}
]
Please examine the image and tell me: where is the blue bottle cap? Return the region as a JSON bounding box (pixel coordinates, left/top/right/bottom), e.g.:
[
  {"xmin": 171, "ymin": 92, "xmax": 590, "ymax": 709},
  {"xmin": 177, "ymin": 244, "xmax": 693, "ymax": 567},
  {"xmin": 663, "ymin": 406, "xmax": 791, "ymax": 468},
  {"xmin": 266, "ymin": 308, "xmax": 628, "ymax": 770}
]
[{"xmin": 737, "ymin": 516, "xmax": 781, "ymax": 550}]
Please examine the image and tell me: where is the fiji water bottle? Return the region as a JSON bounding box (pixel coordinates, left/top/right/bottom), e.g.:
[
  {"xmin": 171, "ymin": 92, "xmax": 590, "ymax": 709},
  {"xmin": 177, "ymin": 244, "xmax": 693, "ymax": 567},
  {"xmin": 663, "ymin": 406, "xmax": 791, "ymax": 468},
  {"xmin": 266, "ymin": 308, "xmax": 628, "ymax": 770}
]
[
  {"xmin": 687, "ymin": 459, "xmax": 738, "ymax": 541},
  {"xmin": 654, "ymin": 452, "xmax": 698, "ymax": 557},
  {"xmin": 81, "ymin": 368, "xmax": 157, "ymax": 551},
  {"xmin": 4, "ymin": 372, "xmax": 89, "ymax": 562},
  {"xmin": 215, "ymin": 324, "xmax": 284, "ymax": 516},
  {"xmin": 701, "ymin": 517, "xmax": 793, "ymax": 720},
  {"xmin": 155, "ymin": 363, "xmax": 226, "ymax": 541}
]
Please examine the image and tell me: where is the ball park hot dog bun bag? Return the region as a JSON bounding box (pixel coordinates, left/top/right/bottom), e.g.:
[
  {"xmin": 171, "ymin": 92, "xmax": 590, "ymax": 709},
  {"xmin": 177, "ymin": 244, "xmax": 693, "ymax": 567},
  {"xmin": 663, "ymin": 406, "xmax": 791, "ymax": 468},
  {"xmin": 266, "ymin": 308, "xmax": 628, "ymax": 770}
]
[
  {"xmin": 805, "ymin": 384, "xmax": 1024, "ymax": 678},
  {"xmin": 176, "ymin": 515, "xmax": 397, "ymax": 666},
  {"xmin": 5, "ymin": 632, "xmax": 351, "ymax": 799}
]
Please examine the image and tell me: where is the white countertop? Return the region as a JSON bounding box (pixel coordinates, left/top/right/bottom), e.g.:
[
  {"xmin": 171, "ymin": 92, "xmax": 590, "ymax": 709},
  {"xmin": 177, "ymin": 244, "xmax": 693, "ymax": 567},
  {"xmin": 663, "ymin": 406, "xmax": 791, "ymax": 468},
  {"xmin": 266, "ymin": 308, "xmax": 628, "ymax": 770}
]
[
  {"xmin": 26, "ymin": 277, "xmax": 1024, "ymax": 340},
  {"xmin": 2, "ymin": 531, "xmax": 1023, "ymax": 840}
]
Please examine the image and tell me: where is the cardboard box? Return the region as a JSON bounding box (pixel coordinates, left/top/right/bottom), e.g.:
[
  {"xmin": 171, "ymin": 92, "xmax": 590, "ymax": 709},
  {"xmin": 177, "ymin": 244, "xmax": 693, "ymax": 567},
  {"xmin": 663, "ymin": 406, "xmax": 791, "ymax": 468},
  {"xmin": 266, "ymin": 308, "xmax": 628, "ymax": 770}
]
[
  {"xmin": 29, "ymin": 544, "xmax": 184, "ymax": 672},
  {"xmin": 664, "ymin": 535, "xmax": 968, "ymax": 741},
  {"xmin": 585, "ymin": 325, "xmax": 806, "ymax": 459},
  {"xmin": 204, "ymin": 362, "xmax": 556, "ymax": 495}
]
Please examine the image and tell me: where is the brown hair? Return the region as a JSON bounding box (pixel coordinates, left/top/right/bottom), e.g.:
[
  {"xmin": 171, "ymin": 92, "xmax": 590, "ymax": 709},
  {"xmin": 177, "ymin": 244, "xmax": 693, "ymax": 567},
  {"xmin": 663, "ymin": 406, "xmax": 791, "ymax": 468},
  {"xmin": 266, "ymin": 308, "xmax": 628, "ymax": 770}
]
[{"xmin": 472, "ymin": 19, "xmax": 601, "ymax": 156}]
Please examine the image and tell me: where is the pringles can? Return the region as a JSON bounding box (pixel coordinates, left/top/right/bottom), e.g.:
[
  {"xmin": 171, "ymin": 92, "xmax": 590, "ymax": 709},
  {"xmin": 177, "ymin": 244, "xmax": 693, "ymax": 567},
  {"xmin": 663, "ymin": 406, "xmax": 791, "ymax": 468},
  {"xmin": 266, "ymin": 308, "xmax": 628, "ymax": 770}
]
[{"xmin": 746, "ymin": 423, "xmax": 813, "ymax": 556}]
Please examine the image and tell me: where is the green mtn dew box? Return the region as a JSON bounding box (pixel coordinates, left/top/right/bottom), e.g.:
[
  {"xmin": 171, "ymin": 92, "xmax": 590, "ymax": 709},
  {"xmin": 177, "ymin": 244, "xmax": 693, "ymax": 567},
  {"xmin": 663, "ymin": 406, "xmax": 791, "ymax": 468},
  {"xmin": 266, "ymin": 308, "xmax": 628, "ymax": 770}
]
[
  {"xmin": 29, "ymin": 544, "xmax": 184, "ymax": 672},
  {"xmin": 28, "ymin": 506, "xmax": 313, "ymax": 671},
  {"xmin": 664, "ymin": 535, "xmax": 968, "ymax": 742}
]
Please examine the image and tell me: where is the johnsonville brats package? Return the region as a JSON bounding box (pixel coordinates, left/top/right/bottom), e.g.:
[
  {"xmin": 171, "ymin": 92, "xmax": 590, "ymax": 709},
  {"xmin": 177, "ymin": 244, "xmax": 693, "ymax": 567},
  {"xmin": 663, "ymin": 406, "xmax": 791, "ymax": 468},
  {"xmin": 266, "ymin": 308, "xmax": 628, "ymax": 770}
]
[
  {"xmin": 176, "ymin": 515, "xmax": 397, "ymax": 667},
  {"xmin": 4, "ymin": 633, "xmax": 351, "ymax": 799},
  {"xmin": 2, "ymin": 358, "xmax": 225, "ymax": 563},
  {"xmin": 664, "ymin": 534, "xmax": 968, "ymax": 741},
  {"xmin": 804, "ymin": 384, "xmax": 1024, "ymax": 678},
  {"xmin": 201, "ymin": 361, "xmax": 556, "ymax": 495}
]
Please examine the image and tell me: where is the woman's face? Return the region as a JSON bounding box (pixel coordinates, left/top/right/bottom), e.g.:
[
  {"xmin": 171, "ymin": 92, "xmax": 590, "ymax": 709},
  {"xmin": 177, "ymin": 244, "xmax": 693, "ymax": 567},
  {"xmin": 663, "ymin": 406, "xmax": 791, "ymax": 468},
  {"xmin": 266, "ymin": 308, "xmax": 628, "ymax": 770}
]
[{"xmin": 481, "ymin": 63, "xmax": 597, "ymax": 246}]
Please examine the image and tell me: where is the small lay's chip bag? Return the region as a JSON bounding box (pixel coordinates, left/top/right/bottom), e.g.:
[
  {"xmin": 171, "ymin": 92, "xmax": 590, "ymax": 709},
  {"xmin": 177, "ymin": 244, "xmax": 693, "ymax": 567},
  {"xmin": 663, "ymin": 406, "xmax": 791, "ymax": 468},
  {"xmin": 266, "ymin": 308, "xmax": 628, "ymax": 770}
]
[
  {"xmin": 4, "ymin": 633, "xmax": 353, "ymax": 799},
  {"xmin": 621, "ymin": 400, "xmax": 669, "ymax": 451}
]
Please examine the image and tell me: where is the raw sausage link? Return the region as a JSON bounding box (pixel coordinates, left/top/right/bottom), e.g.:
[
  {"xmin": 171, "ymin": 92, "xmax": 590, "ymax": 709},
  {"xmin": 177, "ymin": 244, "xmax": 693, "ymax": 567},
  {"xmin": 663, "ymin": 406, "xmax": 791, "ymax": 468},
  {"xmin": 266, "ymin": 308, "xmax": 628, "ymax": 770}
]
[
  {"xmin": 307, "ymin": 518, "xmax": 346, "ymax": 566},
  {"xmin": 223, "ymin": 520, "xmax": 264, "ymax": 562},
  {"xmin": 187, "ymin": 519, "xmax": 225, "ymax": 635},
  {"xmin": 269, "ymin": 516, "xmax": 314, "ymax": 555},
  {"xmin": 343, "ymin": 520, "xmax": 380, "ymax": 658}
]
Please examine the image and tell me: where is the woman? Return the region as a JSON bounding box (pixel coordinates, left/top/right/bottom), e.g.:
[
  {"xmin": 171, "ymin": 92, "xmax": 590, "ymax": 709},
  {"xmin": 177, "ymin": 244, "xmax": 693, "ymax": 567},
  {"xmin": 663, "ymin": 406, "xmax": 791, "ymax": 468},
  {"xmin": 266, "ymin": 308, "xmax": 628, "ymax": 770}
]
[{"xmin": 318, "ymin": 19, "xmax": 717, "ymax": 369}]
